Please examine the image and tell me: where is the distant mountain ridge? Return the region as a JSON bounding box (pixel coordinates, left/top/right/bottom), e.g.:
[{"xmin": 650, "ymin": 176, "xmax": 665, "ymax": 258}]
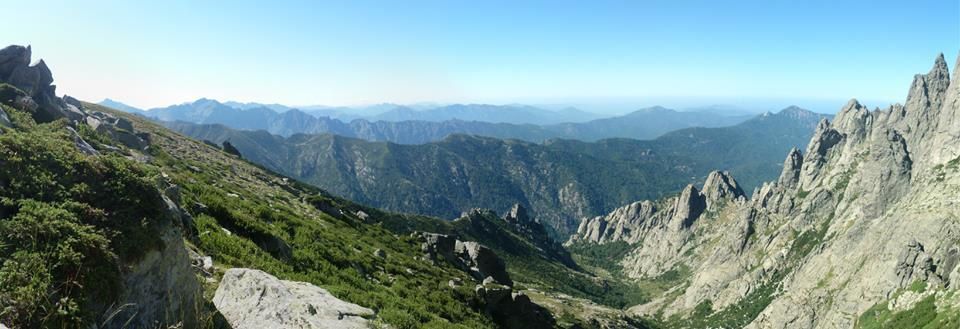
[
  {"xmin": 368, "ymin": 103, "xmax": 602, "ymax": 124},
  {"xmin": 98, "ymin": 98, "xmax": 145, "ymax": 114},
  {"xmin": 166, "ymin": 107, "xmax": 827, "ymax": 237},
  {"xmin": 103, "ymin": 98, "xmax": 758, "ymax": 143}
]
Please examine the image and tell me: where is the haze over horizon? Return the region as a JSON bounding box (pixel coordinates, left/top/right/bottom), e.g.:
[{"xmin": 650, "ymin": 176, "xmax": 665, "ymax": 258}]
[{"xmin": 2, "ymin": 0, "xmax": 957, "ymax": 114}]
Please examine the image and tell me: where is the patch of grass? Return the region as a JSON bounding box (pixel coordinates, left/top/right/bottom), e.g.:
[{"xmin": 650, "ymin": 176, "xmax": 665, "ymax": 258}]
[{"xmin": 908, "ymin": 280, "xmax": 928, "ymax": 293}]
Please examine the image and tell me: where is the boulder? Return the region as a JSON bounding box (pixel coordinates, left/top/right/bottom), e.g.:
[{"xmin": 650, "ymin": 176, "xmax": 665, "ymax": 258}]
[
  {"xmin": 213, "ymin": 268, "xmax": 374, "ymax": 329},
  {"xmin": 455, "ymin": 241, "xmax": 513, "ymax": 286},
  {"xmin": 414, "ymin": 232, "xmax": 513, "ymax": 286},
  {"xmin": 103, "ymin": 194, "xmax": 200, "ymax": 329},
  {"xmin": 418, "ymin": 232, "xmax": 458, "ymax": 262},
  {"xmin": 475, "ymin": 284, "xmax": 556, "ymax": 329}
]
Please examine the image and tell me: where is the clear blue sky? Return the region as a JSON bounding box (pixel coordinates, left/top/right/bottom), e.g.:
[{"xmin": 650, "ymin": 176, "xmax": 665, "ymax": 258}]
[{"xmin": 2, "ymin": 0, "xmax": 957, "ymax": 113}]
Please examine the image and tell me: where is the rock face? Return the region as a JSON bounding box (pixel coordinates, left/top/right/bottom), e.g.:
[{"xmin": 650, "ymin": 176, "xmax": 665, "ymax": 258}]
[
  {"xmin": 571, "ymin": 53, "xmax": 960, "ymax": 328},
  {"xmin": 213, "ymin": 268, "xmax": 374, "ymax": 329},
  {"xmin": 98, "ymin": 182, "xmax": 201, "ymax": 329},
  {"xmin": 568, "ymin": 170, "xmax": 743, "ymax": 247}
]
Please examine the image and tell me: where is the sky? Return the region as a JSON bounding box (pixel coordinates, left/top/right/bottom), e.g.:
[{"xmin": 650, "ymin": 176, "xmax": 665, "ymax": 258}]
[{"xmin": 1, "ymin": 0, "xmax": 958, "ymax": 114}]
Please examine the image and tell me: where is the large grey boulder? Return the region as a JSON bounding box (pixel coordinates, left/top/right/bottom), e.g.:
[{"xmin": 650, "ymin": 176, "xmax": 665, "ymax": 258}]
[
  {"xmin": 475, "ymin": 284, "xmax": 555, "ymax": 329},
  {"xmin": 415, "ymin": 232, "xmax": 513, "ymax": 286},
  {"xmin": 103, "ymin": 194, "xmax": 200, "ymax": 329},
  {"xmin": 213, "ymin": 268, "xmax": 374, "ymax": 329},
  {"xmin": 455, "ymin": 240, "xmax": 513, "ymax": 286}
]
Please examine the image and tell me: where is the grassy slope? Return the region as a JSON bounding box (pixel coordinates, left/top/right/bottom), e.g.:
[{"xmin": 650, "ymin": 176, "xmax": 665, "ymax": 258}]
[{"xmin": 67, "ymin": 104, "xmax": 510, "ymax": 328}]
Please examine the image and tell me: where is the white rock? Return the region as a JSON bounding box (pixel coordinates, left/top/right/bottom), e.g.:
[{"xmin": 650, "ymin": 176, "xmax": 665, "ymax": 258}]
[
  {"xmin": 202, "ymin": 256, "xmax": 214, "ymax": 272},
  {"xmin": 213, "ymin": 268, "xmax": 374, "ymax": 329}
]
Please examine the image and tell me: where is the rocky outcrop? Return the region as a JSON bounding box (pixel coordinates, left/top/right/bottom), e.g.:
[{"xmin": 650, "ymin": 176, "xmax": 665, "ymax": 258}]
[
  {"xmin": 0, "ymin": 45, "xmax": 199, "ymax": 328},
  {"xmin": 568, "ymin": 171, "xmax": 743, "ymax": 246},
  {"xmin": 702, "ymin": 170, "xmax": 745, "ymax": 210},
  {"xmin": 895, "ymin": 239, "xmax": 940, "ymax": 288},
  {"xmin": 502, "ymin": 204, "xmax": 578, "ymax": 267},
  {"xmin": 414, "ymin": 222, "xmax": 556, "ymax": 329},
  {"xmin": 213, "ymin": 268, "xmax": 374, "ymax": 329},
  {"xmin": 0, "ymin": 45, "xmax": 85, "ymax": 123},
  {"xmin": 777, "ymin": 147, "xmax": 803, "ymax": 188},
  {"xmin": 475, "ymin": 283, "xmax": 555, "ymax": 329},
  {"xmin": 574, "ymin": 54, "xmax": 960, "ymax": 328},
  {"xmin": 415, "ymin": 232, "xmax": 512, "ymax": 286},
  {"xmin": 456, "ymin": 240, "xmax": 513, "ymax": 286},
  {"xmin": 86, "ymin": 110, "xmax": 150, "ymax": 150},
  {"xmin": 66, "ymin": 126, "xmax": 99, "ymax": 156},
  {"xmin": 101, "ymin": 186, "xmax": 201, "ymax": 329}
]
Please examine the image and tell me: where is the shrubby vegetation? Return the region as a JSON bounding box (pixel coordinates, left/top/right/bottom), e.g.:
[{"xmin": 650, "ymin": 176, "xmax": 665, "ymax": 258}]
[
  {"xmin": 856, "ymin": 293, "xmax": 960, "ymax": 329},
  {"xmin": 111, "ymin": 101, "xmax": 499, "ymax": 328},
  {"xmin": 0, "ymin": 104, "xmax": 166, "ymax": 327}
]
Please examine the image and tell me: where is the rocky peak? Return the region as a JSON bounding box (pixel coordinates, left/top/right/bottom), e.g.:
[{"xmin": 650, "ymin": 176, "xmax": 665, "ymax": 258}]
[
  {"xmin": 778, "ymin": 105, "xmax": 818, "ymax": 121},
  {"xmin": 777, "ymin": 147, "xmax": 803, "ymax": 188},
  {"xmin": 671, "ymin": 184, "xmax": 707, "ymax": 230},
  {"xmin": 701, "ymin": 170, "xmax": 744, "ymax": 208},
  {"xmin": 504, "ymin": 203, "xmax": 533, "ymax": 224},
  {"xmin": 908, "ymin": 53, "xmax": 952, "ymax": 109},
  {"xmin": 904, "ymin": 53, "xmax": 952, "ymax": 142},
  {"xmin": 833, "ymin": 99, "xmax": 872, "ymax": 140}
]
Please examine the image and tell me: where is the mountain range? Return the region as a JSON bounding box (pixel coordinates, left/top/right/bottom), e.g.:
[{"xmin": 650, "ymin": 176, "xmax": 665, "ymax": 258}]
[
  {"xmin": 566, "ymin": 53, "xmax": 960, "ymax": 328},
  {"xmin": 5, "ymin": 43, "xmax": 960, "ymax": 329},
  {"xmin": 104, "ymin": 98, "xmax": 754, "ymax": 143},
  {"xmin": 167, "ymin": 106, "xmax": 826, "ymax": 237}
]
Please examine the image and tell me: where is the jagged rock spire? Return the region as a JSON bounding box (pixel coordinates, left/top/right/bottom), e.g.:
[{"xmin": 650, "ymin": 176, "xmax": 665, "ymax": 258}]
[
  {"xmin": 504, "ymin": 203, "xmax": 532, "ymax": 223},
  {"xmin": 833, "ymin": 99, "xmax": 871, "ymax": 141},
  {"xmin": 702, "ymin": 170, "xmax": 744, "ymax": 210},
  {"xmin": 671, "ymin": 185, "xmax": 706, "ymax": 230},
  {"xmin": 778, "ymin": 147, "xmax": 803, "ymax": 188}
]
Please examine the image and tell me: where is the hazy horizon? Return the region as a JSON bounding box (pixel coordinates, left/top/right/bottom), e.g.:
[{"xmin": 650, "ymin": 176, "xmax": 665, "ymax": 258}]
[{"xmin": 3, "ymin": 0, "xmax": 957, "ymax": 114}]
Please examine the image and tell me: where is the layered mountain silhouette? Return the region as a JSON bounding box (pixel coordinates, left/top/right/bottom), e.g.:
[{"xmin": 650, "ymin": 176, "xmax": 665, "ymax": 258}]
[
  {"xmin": 105, "ymin": 98, "xmax": 755, "ymax": 143},
  {"xmin": 167, "ymin": 107, "xmax": 825, "ymax": 237}
]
